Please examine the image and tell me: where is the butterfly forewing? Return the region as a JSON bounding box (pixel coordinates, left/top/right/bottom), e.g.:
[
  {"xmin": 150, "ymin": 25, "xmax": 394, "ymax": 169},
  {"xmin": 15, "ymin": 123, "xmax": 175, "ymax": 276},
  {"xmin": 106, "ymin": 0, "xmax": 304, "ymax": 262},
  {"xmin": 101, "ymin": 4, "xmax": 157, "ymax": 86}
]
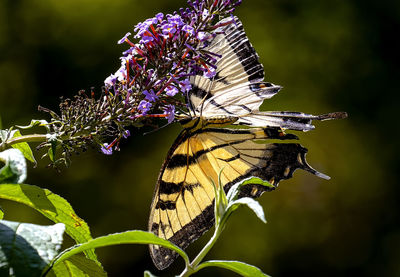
[
  {"xmin": 189, "ymin": 17, "xmax": 340, "ymax": 130},
  {"xmin": 189, "ymin": 17, "xmax": 280, "ymax": 117}
]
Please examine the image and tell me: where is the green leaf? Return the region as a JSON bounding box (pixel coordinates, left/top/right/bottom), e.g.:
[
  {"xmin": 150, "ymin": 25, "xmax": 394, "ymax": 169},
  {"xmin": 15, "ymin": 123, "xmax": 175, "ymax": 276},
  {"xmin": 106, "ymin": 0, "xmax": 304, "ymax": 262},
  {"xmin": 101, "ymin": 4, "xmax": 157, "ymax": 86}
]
[
  {"xmin": 0, "ymin": 220, "xmax": 65, "ymax": 277},
  {"xmin": 48, "ymin": 147, "xmax": 55, "ymax": 162},
  {"xmin": 16, "ymin": 119, "xmax": 50, "ymax": 132},
  {"xmin": 227, "ymin": 177, "xmax": 273, "ymax": 202},
  {"xmin": 51, "ymin": 231, "xmax": 189, "ymax": 269},
  {"xmin": 50, "ymin": 255, "xmax": 106, "ymax": 277},
  {"xmin": 228, "ymin": 197, "xmax": 266, "ymax": 223},
  {"xmin": 213, "ymin": 169, "xmax": 228, "ymax": 226},
  {"xmin": 0, "ymin": 184, "xmax": 97, "ymax": 261},
  {"xmin": 196, "ymin": 260, "xmax": 270, "ymax": 277},
  {"xmin": 10, "ymin": 130, "xmax": 37, "ymax": 164},
  {"xmin": 0, "ymin": 162, "xmax": 14, "ymax": 184},
  {"xmin": 143, "ymin": 270, "xmax": 157, "ymax": 277},
  {"xmin": 0, "ymin": 148, "xmax": 27, "ymax": 184},
  {"xmin": 47, "ymin": 134, "xmax": 58, "ymax": 162},
  {"xmin": 0, "ymin": 208, "xmax": 3, "ymax": 220}
]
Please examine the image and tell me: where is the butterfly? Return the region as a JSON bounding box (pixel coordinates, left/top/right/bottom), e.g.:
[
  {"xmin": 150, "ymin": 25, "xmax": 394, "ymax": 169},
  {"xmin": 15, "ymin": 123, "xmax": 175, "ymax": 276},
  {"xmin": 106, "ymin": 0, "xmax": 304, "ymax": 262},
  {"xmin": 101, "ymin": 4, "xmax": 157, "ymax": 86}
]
[{"xmin": 148, "ymin": 16, "xmax": 347, "ymax": 270}]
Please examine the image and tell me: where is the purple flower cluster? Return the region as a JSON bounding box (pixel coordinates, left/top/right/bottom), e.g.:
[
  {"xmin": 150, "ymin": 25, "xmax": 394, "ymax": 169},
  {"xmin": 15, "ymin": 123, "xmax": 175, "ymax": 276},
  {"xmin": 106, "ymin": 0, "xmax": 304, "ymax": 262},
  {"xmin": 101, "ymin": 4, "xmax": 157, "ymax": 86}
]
[
  {"xmin": 104, "ymin": 1, "xmax": 241, "ymax": 118},
  {"xmin": 100, "ymin": 0, "xmax": 242, "ymax": 154},
  {"xmin": 36, "ymin": 1, "xmax": 244, "ymax": 164}
]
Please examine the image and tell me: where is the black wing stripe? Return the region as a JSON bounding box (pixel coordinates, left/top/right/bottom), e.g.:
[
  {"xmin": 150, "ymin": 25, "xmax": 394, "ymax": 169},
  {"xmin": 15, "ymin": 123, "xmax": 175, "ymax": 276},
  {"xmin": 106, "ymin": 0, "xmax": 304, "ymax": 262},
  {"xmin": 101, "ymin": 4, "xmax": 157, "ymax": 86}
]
[
  {"xmin": 158, "ymin": 180, "xmax": 183, "ymax": 194},
  {"xmin": 209, "ymin": 99, "xmax": 235, "ymax": 114},
  {"xmin": 190, "ymin": 83, "xmax": 211, "ymax": 99},
  {"xmin": 224, "ymin": 19, "xmax": 264, "ymax": 82},
  {"xmin": 188, "ymin": 84, "xmax": 211, "ymax": 113},
  {"xmin": 217, "ymin": 153, "xmax": 241, "ymax": 162},
  {"xmin": 166, "ymin": 139, "xmax": 247, "ymax": 169},
  {"xmin": 211, "ymin": 140, "xmax": 262, "ymax": 171}
]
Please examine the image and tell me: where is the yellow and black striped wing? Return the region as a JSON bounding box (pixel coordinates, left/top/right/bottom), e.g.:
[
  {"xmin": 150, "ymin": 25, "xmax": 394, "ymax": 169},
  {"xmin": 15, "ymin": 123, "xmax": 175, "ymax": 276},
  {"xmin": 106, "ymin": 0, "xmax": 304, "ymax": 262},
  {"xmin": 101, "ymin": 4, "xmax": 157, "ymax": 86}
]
[
  {"xmin": 148, "ymin": 127, "xmax": 326, "ymax": 269},
  {"xmin": 188, "ymin": 16, "xmax": 280, "ymax": 117},
  {"xmin": 187, "ymin": 16, "xmax": 345, "ymax": 130}
]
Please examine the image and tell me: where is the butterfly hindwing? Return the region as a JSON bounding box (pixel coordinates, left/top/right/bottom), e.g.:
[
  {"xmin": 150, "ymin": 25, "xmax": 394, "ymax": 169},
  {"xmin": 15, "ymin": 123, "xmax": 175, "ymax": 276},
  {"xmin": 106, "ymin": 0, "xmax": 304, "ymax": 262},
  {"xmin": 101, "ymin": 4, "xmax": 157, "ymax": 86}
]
[{"xmin": 148, "ymin": 126, "xmax": 326, "ymax": 269}]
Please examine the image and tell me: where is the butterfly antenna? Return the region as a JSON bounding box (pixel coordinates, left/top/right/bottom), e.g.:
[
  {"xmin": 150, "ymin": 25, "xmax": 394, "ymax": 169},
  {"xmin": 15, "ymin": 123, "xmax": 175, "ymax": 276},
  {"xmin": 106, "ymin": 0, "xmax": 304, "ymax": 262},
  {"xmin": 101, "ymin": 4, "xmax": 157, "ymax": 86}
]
[
  {"xmin": 317, "ymin": 112, "xmax": 348, "ymax": 121},
  {"xmin": 143, "ymin": 122, "xmax": 173, "ymax": 136}
]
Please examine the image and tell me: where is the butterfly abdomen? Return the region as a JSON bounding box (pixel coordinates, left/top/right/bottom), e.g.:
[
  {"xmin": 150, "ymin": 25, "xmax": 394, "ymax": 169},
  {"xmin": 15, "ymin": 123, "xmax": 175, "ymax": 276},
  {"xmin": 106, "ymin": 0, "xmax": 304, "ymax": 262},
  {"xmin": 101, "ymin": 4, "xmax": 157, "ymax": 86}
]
[{"xmin": 180, "ymin": 115, "xmax": 239, "ymax": 133}]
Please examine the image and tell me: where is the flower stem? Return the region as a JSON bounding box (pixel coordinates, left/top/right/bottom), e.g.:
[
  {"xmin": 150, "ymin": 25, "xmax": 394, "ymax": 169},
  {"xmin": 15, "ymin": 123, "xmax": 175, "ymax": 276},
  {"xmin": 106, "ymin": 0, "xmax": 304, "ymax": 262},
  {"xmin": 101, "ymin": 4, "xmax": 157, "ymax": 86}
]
[
  {"xmin": 0, "ymin": 134, "xmax": 47, "ymax": 151},
  {"xmin": 179, "ymin": 223, "xmax": 224, "ymax": 277}
]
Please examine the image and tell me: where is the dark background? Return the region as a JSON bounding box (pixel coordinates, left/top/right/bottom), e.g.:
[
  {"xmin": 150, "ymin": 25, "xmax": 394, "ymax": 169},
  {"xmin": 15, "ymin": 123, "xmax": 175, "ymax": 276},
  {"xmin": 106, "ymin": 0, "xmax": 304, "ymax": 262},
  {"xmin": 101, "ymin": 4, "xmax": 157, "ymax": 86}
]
[{"xmin": 1, "ymin": 0, "xmax": 399, "ymax": 276}]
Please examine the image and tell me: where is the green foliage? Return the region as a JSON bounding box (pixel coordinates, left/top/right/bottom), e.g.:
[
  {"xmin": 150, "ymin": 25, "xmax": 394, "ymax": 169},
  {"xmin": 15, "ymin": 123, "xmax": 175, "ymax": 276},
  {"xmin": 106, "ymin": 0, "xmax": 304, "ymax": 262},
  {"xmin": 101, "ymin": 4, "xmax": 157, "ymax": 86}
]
[
  {"xmin": 50, "ymin": 255, "xmax": 106, "ymax": 277},
  {"xmin": 227, "ymin": 197, "xmax": 266, "ymax": 223},
  {"xmin": 196, "ymin": 260, "xmax": 270, "ymax": 277},
  {"xmin": 0, "ymin": 184, "xmax": 97, "ymax": 261},
  {"xmin": 182, "ymin": 176, "xmax": 270, "ymax": 277},
  {"xmin": 11, "ymin": 119, "xmax": 51, "ymax": 164},
  {"xmin": 0, "ymin": 144, "xmax": 271, "ymax": 277},
  {"xmin": 49, "ymin": 230, "xmax": 189, "ymax": 269},
  {"xmin": 224, "ymin": 177, "xmax": 271, "ymax": 224},
  {"xmin": 227, "ymin": 177, "xmax": 274, "ymax": 201},
  {"xmin": 8, "ymin": 130, "xmax": 36, "ymax": 164},
  {"xmin": 0, "ymin": 141, "xmax": 272, "ymax": 276},
  {"xmin": 0, "ymin": 220, "xmax": 65, "ymax": 277},
  {"xmin": 46, "ymin": 134, "xmax": 58, "ymax": 163},
  {"xmin": 43, "ymin": 177, "xmax": 270, "ymax": 277},
  {"xmin": 16, "ymin": 119, "xmax": 51, "ymax": 132},
  {"xmin": 143, "ymin": 270, "xmax": 157, "ymax": 277}
]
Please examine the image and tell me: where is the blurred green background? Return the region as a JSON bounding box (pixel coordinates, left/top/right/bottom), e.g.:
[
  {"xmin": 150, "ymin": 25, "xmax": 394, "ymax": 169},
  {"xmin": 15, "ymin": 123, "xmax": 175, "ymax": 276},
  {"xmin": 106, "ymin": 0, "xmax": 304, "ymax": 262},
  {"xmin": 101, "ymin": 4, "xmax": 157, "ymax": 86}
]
[{"xmin": 1, "ymin": 0, "xmax": 399, "ymax": 276}]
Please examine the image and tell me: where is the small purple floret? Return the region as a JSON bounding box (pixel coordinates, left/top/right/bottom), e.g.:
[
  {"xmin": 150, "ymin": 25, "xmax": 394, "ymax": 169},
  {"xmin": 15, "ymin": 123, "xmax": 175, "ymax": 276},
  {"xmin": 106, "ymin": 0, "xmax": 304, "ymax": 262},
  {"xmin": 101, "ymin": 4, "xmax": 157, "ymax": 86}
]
[
  {"xmin": 143, "ymin": 89, "xmax": 158, "ymax": 102},
  {"xmin": 167, "ymin": 14, "xmax": 184, "ymax": 27},
  {"xmin": 165, "ymin": 86, "xmax": 179, "ymax": 97},
  {"xmin": 204, "ymin": 67, "xmax": 217, "ymax": 78},
  {"xmin": 163, "ymin": 104, "xmax": 176, "ymax": 123},
  {"xmin": 101, "ymin": 144, "xmax": 113, "ymax": 155},
  {"xmin": 123, "ymin": 130, "xmax": 131, "ymax": 138},
  {"xmin": 179, "ymin": 79, "xmax": 192, "ymax": 93},
  {"xmin": 138, "ymin": 100, "xmax": 152, "ymax": 114},
  {"xmin": 118, "ymin": 32, "xmax": 131, "ymax": 44},
  {"xmin": 182, "ymin": 25, "xmax": 195, "ymax": 36},
  {"xmin": 104, "ymin": 74, "xmax": 118, "ymax": 87},
  {"xmin": 162, "ymin": 23, "xmax": 177, "ymax": 35},
  {"xmin": 155, "ymin": 12, "xmax": 164, "ymax": 22}
]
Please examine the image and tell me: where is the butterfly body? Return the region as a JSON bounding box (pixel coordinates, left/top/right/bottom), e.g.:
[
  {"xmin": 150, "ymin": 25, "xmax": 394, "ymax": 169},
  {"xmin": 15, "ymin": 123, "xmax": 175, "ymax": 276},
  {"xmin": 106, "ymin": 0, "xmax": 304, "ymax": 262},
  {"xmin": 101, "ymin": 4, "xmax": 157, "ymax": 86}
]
[{"xmin": 179, "ymin": 115, "xmax": 239, "ymax": 133}]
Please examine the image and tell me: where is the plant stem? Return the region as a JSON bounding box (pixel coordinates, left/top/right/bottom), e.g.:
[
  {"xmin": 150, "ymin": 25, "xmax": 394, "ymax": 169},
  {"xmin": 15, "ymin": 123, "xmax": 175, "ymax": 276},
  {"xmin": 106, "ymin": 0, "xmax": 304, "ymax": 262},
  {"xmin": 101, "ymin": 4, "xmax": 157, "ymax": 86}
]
[
  {"xmin": 179, "ymin": 224, "xmax": 224, "ymax": 277},
  {"xmin": 0, "ymin": 134, "xmax": 47, "ymax": 151}
]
